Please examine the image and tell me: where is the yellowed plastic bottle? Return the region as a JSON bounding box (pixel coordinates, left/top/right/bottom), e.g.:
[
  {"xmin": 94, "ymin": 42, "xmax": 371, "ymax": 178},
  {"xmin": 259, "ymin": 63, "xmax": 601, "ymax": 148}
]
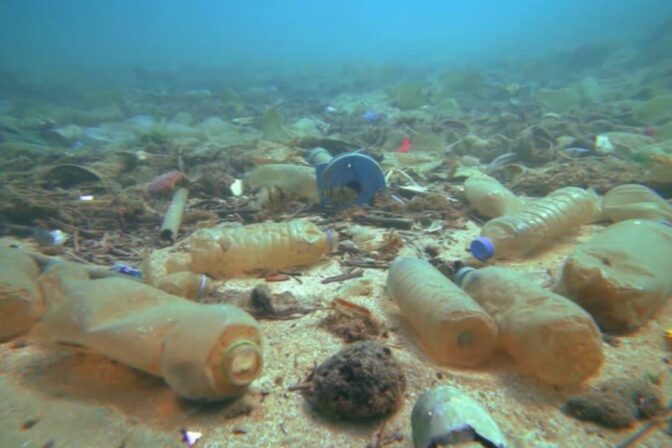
[
  {"xmin": 35, "ymin": 261, "xmax": 263, "ymax": 401},
  {"xmin": 455, "ymin": 266, "xmax": 603, "ymax": 385},
  {"xmin": 244, "ymin": 164, "xmax": 319, "ymax": 203},
  {"xmin": 190, "ymin": 220, "xmax": 336, "ymax": 278},
  {"xmin": 387, "ymin": 258, "xmax": 497, "ymax": 367},
  {"xmin": 464, "ymin": 174, "xmax": 524, "ymax": 218},
  {"xmin": 555, "ymin": 219, "xmax": 672, "ymax": 331},
  {"xmin": 0, "ymin": 247, "xmax": 43, "ymax": 340},
  {"xmin": 601, "ymin": 184, "xmax": 672, "ymax": 223},
  {"xmin": 471, "ymin": 187, "xmax": 601, "ymax": 260}
]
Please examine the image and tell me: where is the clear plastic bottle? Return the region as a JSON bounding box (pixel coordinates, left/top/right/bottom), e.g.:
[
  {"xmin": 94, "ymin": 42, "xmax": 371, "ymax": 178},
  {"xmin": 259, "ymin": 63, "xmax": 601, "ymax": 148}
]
[
  {"xmin": 464, "ymin": 174, "xmax": 524, "ymax": 218},
  {"xmin": 190, "ymin": 220, "xmax": 336, "ymax": 278},
  {"xmin": 470, "ymin": 186, "xmax": 601, "ymax": 260},
  {"xmin": 455, "ymin": 266, "xmax": 603, "ymax": 385},
  {"xmin": 35, "ymin": 261, "xmax": 263, "ymax": 401},
  {"xmin": 387, "ymin": 258, "xmax": 497, "ymax": 367},
  {"xmin": 555, "ymin": 219, "xmax": 672, "ymax": 331}
]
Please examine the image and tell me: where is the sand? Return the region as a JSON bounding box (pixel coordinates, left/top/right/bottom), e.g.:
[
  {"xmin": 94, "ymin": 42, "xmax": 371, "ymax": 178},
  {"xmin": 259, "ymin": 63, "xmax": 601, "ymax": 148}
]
[{"xmin": 1, "ymin": 224, "xmax": 670, "ymax": 448}]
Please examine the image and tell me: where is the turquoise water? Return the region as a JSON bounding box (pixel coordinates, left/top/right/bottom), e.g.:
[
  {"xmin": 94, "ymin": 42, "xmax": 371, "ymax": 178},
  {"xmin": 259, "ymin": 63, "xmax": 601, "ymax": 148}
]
[{"xmin": 1, "ymin": 0, "xmax": 670, "ymax": 83}]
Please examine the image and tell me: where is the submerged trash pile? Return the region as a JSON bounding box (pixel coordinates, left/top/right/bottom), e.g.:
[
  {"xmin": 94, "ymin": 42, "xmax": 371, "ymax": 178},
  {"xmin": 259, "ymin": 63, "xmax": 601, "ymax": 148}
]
[{"xmin": 2, "ymin": 25, "xmax": 672, "ymax": 448}]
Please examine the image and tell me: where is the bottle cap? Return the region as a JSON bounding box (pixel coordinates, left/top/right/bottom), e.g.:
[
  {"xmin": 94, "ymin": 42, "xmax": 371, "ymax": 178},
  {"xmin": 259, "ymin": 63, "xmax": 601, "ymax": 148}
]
[
  {"xmin": 454, "ymin": 267, "xmax": 476, "ymax": 286},
  {"xmin": 470, "ymin": 236, "xmax": 495, "ymax": 261}
]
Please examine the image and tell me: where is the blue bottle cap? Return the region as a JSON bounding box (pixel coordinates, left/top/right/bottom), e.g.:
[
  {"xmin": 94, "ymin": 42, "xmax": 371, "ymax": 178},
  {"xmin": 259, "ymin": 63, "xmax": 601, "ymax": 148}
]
[{"xmin": 470, "ymin": 236, "xmax": 495, "ymax": 261}]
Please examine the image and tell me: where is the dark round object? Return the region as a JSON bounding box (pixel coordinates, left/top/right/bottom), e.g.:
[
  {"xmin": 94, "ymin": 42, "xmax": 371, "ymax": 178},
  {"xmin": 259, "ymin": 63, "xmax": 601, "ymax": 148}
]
[{"xmin": 305, "ymin": 341, "xmax": 406, "ymax": 420}]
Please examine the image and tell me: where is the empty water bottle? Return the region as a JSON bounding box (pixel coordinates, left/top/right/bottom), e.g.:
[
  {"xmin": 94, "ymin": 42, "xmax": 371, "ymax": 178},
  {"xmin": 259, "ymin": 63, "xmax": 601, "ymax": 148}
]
[
  {"xmin": 387, "ymin": 258, "xmax": 497, "ymax": 367},
  {"xmin": 190, "ymin": 220, "xmax": 336, "ymax": 278},
  {"xmin": 470, "ymin": 187, "xmax": 601, "ymax": 260}
]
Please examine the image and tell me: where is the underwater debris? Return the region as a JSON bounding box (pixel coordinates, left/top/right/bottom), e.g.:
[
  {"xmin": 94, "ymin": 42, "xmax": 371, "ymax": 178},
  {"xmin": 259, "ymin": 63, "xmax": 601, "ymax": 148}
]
[
  {"xmin": 321, "ymin": 298, "xmax": 383, "ymax": 342},
  {"xmin": 147, "ymin": 170, "xmax": 188, "ymax": 197},
  {"xmin": 457, "ymin": 266, "xmax": 603, "ymax": 385},
  {"xmin": 302, "ymin": 341, "xmax": 406, "ymax": 420},
  {"xmin": 42, "ymin": 163, "xmax": 104, "ymax": 189},
  {"xmin": 388, "ymin": 258, "xmax": 497, "ymax": 367},
  {"xmin": 469, "ymin": 186, "xmax": 600, "ymax": 261},
  {"xmin": 554, "ymin": 219, "xmax": 672, "ymax": 332},
  {"xmin": 261, "ymin": 104, "xmax": 295, "ymax": 142},
  {"xmin": 411, "ymin": 385, "xmax": 507, "ymax": 448}
]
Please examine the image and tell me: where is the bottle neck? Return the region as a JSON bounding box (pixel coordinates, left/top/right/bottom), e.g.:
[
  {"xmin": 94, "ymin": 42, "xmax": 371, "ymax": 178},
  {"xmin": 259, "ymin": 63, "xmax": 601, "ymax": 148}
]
[{"xmin": 454, "ymin": 267, "xmax": 476, "ymax": 286}]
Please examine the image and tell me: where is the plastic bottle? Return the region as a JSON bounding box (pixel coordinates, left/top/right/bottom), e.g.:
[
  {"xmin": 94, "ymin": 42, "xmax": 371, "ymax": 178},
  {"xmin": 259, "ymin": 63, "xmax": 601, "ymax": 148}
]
[
  {"xmin": 470, "ymin": 186, "xmax": 601, "ymax": 261},
  {"xmin": 455, "ymin": 266, "xmax": 603, "ymax": 385},
  {"xmin": 0, "ymin": 247, "xmax": 43, "ymax": 340},
  {"xmin": 190, "ymin": 219, "xmax": 336, "ymax": 278},
  {"xmin": 601, "ymin": 183, "xmax": 672, "ymax": 223},
  {"xmin": 244, "ymin": 164, "xmax": 319, "ymax": 203},
  {"xmin": 386, "ymin": 258, "xmax": 497, "ymax": 367},
  {"xmin": 464, "ymin": 174, "xmax": 524, "ymax": 218},
  {"xmin": 35, "ymin": 261, "xmax": 263, "ymax": 401},
  {"xmin": 554, "ymin": 219, "xmax": 672, "ymax": 332}
]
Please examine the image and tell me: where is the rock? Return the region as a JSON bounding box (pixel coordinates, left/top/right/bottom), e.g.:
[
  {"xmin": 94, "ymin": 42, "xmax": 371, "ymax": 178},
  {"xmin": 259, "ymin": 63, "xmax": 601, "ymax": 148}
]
[
  {"xmin": 304, "ymin": 341, "xmax": 406, "ymax": 420},
  {"xmin": 563, "ymin": 377, "xmax": 663, "ymax": 429}
]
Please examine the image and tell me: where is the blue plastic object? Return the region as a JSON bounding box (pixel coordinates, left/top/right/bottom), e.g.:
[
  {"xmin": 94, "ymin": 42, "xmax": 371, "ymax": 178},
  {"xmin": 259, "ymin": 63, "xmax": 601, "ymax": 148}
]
[
  {"xmin": 112, "ymin": 263, "xmax": 143, "ymax": 278},
  {"xmin": 470, "ymin": 236, "xmax": 495, "ymax": 261},
  {"xmin": 308, "ymin": 148, "xmax": 386, "ymax": 207},
  {"xmin": 361, "ymin": 111, "xmax": 382, "ymax": 123}
]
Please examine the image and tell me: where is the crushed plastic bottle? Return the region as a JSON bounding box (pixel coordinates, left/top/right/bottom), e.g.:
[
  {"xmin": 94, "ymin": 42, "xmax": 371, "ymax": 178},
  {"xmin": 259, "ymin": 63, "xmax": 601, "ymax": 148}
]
[
  {"xmin": 190, "ymin": 220, "xmax": 336, "ymax": 278},
  {"xmin": 470, "ymin": 186, "xmax": 601, "ymax": 260},
  {"xmin": 387, "ymin": 258, "xmax": 497, "ymax": 367},
  {"xmin": 464, "ymin": 174, "xmax": 524, "ymax": 218},
  {"xmin": 554, "ymin": 219, "xmax": 672, "ymax": 331},
  {"xmin": 455, "ymin": 266, "xmax": 603, "ymax": 385}
]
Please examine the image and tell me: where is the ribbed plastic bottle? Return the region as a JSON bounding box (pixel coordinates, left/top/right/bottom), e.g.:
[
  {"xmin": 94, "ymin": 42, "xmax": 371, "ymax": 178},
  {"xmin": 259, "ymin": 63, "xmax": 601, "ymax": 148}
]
[
  {"xmin": 464, "ymin": 174, "xmax": 524, "ymax": 218},
  {"xmin": 190, "ymin": 220, "xmax": 336, "ymax": 278},
  {"xmin": 36, "ymin": 261, "xmax": 263, "ymax": 401},
  {"xmin": 470, "ymin": 186, "xmax": 601, "ymax": 261},
  {"xmin": 455, "ymin": 266, "xmax": 603, "ymax": 385},
  {"xmin": 386, "ymin": 258, "xmax": 497, "ymax": 367},
  {"xmin": 554, "ymin": 219, "xmax": 672, "ymax": 331}
]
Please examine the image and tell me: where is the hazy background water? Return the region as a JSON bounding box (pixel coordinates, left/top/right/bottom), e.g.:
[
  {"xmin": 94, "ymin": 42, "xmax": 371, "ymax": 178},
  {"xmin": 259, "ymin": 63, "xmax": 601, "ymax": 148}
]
[{"xmin": 1, "ymin": 0, "xmax": 671, "ymax": 85}]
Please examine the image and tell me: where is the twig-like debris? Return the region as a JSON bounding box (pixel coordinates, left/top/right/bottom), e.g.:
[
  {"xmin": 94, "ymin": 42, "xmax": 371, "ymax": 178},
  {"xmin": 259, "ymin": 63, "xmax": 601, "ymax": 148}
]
[
  {"xmin": 321, "ymin": 269, "xmax": 364, "ymax": 284},
  {"xmin": 354, "ymin": 215, "xmax": 413, "ymax": 230},
  {"xmin": 614, "ymin": 401, "xmax": 672, "ymax": 448}
]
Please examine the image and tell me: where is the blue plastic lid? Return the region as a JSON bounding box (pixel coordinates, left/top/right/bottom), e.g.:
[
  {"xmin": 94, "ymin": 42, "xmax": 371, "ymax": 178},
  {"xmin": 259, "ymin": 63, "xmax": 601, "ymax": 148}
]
[{"xmin": 470, "ymin": 236, "xmax": 495, "ymax": 261}]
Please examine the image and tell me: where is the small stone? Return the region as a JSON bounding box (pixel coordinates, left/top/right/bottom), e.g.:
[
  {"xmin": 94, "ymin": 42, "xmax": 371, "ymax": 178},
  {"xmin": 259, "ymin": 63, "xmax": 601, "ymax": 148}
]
[
  {"xmin": 304, "ymin": 341, "xmax": 406, "ymax": 420},
  {"xmin": 564, "ymin": 391, "xmax": 636, "ymax": 428},
  {"xmin": 563, "ymin": 376, "xmax": 664, "ymax": 428}
]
